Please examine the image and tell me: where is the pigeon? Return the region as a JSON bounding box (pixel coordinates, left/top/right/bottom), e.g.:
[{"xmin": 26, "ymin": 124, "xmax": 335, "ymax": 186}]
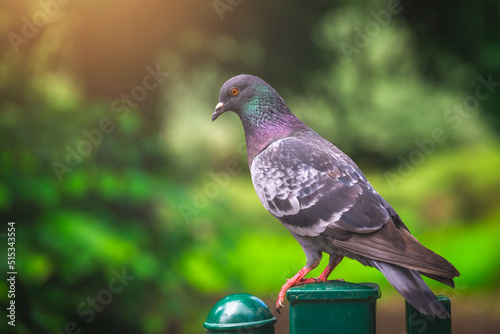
[{"xmin": 212, "ymin": 74, "xmax": 460, "ymax": 318}]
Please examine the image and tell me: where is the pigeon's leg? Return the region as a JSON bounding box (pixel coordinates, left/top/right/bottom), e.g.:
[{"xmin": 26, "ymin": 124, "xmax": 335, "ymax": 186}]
[
  {"xmin": 319, "ymin": 255, "xmax": 344, "ymax": 281},
  {"xmin": 276, "ymin": 255, "xmax": 321, "ymax": 312},
  {"xmin": 297, "ymin": 255, "xmax": 344, "ymax": 284}
]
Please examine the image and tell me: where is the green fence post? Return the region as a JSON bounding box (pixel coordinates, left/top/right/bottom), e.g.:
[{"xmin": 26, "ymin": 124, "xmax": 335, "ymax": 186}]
[
  {"xmin": 405, "ymin": 296, "xmax": 451, "ymax": 334},
  {"xmin": 286, "ymin": 281, "xmax": 380, "ymax": 334},
  {"xmin": 204, "ymin": 293, "xmax": 277, "ymax": 333}
]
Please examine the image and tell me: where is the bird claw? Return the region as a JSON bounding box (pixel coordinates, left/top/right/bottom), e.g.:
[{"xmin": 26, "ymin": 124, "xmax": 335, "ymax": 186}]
[
  {"xmin": 275, "ymin": 300, "xmax": 284, "ymax": 314},
  {"xmin": 293, "ymin": 277, "xmax": 321, "ymax": 285},
  {"xmin": 330, "ymin": 278, "xmax": 345, "ymax": 282}
]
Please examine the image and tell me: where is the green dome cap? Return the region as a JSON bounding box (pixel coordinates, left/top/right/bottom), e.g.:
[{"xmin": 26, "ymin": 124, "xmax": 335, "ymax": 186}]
[{"xmin": 204, "ymin": 293, "xmax": 277, "ymax": 332}]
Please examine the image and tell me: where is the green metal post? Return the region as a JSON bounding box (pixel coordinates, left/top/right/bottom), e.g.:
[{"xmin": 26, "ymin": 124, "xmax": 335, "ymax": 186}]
[
  {"xmin": 204, "ymin": 293, "xmax": 277, "ymax": 333},
  {"xmin": 405, "ymin": 296, "xmax": 451, "ymax": 334},
  {"xmin": 286, "ymin": 281, "xmax": 380, "ymax": 334}
]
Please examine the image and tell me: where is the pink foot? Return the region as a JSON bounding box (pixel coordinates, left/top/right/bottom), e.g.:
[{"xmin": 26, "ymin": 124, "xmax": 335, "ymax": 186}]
[
  {"xmin": 275, "ymin": 256, "xmax": 344, "ymax": 313},
  {"xmin": 276, "ymin": 267, "xmax": 314, "ymax": 313}
]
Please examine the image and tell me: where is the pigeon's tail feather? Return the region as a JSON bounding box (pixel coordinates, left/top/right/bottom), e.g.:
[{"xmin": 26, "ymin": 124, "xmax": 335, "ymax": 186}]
[
  {"xmin": 420, "ymin": 272, "xmax": 455, "ymax": 289},
  {"xmin": 372, "ymin": 260, "xmax": 450, "ymax": 319}
]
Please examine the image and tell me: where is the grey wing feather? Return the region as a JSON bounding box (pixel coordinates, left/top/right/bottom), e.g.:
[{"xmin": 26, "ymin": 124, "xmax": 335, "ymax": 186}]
[{"xmin": 250, "ymin": 136, "xmax": 390, "ymax": 237}]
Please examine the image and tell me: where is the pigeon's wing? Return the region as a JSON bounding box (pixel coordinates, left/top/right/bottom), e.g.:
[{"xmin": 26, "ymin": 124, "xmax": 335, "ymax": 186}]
[
  {"xmin": 250, "ymin": 136, "xmax": 390, "ymax": 239},
  {"xmin": 250, "ymin": 136, "xmax": 459, "ymax": 279}
]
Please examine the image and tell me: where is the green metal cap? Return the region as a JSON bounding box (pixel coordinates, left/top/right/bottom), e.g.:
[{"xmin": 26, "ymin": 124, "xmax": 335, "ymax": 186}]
[
  {"xmin": 287, "ymin": 280, "xmax": 381, "ymax": 301},
  {"xmin": 204, "ymin": 293, "xmax": 277, "ymax": 333}
]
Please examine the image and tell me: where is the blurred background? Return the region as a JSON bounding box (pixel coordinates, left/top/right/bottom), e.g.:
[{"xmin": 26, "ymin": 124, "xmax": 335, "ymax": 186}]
[{"xmin": 1, "ymin": 0, "xmax": 499, "ymax": 333}]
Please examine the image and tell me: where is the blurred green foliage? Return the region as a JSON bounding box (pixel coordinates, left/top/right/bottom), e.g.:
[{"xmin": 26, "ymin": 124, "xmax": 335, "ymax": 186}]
[{"xmin": 0, "ymin": 0, "xmax": 499, "ymax": 333}]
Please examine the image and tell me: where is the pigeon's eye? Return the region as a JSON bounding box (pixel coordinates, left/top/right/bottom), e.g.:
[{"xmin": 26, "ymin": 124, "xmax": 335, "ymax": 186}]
[{"xmin": 230, "ymin": 87, "xmax": 239, "ymax": 96}]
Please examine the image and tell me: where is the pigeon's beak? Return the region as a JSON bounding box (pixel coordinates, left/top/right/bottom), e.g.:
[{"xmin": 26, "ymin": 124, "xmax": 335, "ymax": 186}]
[{"xmin": 212, "ymin": 102, "xmax": 225, "ymax": 121}]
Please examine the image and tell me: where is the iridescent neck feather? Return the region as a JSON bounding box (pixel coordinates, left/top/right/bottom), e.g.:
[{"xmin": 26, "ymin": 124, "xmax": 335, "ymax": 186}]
[{"xmin": 239, "ymin": 85, "xmax": 311, "ymax": 165}]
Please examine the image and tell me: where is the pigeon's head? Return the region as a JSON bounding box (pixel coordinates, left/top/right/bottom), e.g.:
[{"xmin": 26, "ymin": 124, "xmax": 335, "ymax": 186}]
[{"xmin": 212, "ymin": 74, "xmax": 283, "ymax": 122}]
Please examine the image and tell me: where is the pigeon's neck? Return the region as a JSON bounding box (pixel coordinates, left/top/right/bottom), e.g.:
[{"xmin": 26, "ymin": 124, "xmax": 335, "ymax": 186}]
[{"xmin": 240, "ymin": 103, "xmax": 311, "ymax": 165}]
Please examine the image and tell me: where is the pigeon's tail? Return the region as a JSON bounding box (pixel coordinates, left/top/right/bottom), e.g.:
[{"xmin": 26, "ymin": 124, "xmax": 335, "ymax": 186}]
[{"xmin": 372, "ymin": 260, "xmax": 450, "ymax": 319}]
